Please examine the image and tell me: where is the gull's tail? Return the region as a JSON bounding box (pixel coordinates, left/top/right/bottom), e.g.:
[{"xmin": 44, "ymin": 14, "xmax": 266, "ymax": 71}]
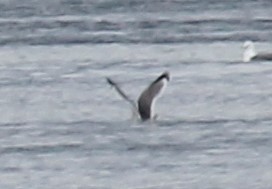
[{"xmin": 106, "ymin": 77, "xmax": 138, "ymax": 117}]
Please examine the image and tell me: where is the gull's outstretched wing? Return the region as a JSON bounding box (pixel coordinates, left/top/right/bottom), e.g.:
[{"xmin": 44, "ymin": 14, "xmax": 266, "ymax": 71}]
[
  {"xmin": 106, "ymin": 77, "xmax": 138, "ymax": 113},
  {"xmin": 137, "ymin": 72, "xmax": 170, "ymax": 121}
]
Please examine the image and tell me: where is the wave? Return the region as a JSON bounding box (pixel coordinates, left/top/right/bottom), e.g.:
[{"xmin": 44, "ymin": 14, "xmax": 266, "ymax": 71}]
[
  {"xmin": 0, "ymin": 142, "xmax": 82, "ymax": 155},
  {"xmin": 157, "ymin": 116, "xmax": 272, "ymax": 127},
  {"xmin": 1, "ymin": 31, "xmax": 271, "ymax": 46},
  {"xmin": 0, "ymin": 16, "xmax": 272, "ymax": 46}
]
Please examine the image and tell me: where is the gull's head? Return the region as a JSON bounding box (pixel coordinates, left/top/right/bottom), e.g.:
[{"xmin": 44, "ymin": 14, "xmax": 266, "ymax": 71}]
[
  {"xmin": 243, "ymin": 40, "xmax": 256, "ymax": 62},
  {"xmin": 162, "ymin": 71, "xmax": 170, "ymax": 81},
  {"xmin": 243, "ymin": 40, "xmax": 254, "ymax": 49}
]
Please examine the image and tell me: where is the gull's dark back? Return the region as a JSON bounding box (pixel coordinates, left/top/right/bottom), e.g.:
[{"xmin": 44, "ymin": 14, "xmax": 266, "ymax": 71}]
[{"xmin": 254, "ymin": 53, "xmax": 272, "ymax": 61}]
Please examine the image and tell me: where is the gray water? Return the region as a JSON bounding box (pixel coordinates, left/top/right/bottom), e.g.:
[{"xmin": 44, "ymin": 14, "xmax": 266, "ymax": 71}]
[{"xmin": 1, "ymin": 0, "xmax": 272, "ymax": 188}]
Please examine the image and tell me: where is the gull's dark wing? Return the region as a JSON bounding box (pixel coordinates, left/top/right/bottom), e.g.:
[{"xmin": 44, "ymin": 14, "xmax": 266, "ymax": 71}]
[
  {"xmin": 254, "ymin": 52, "xmax": 272, "ymax": 61},
  {"xmin": 137, "ymin": 72, "xmax": 170, "ymax": 121}
]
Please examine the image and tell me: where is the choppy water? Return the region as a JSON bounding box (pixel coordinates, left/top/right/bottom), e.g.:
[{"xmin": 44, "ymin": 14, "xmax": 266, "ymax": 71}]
[{"xmin": 1, "ymin": 0, "xmax": 272, "ymax": 188}]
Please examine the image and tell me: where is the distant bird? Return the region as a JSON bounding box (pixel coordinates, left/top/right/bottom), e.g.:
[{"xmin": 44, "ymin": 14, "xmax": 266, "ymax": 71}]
[
  {"xmin": 243, "ymin": 41, "xmax": 272, "ymax": 62},
  {"xmin": 106, "ymin": 71, "xmax": 170, "ymax": 121}
]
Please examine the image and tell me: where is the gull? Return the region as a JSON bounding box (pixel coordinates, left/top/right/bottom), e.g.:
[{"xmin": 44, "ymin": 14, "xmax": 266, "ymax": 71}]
[
  {"xmin": 106, "ymin": 71, "xmax": 170, "ymax": 121},
  {"xmin": 243, "ymin": 40, "xmax": 272, "ymax": 62}
]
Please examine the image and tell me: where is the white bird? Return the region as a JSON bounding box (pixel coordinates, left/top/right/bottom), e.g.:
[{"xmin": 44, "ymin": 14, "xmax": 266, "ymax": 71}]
[
  {"xmin": 243, "ymin": 41, "xmax": 272, "ymax": 62},
  {"xmin": 106, "ymin": 71, "xmax": 170, "ymax": 121}
]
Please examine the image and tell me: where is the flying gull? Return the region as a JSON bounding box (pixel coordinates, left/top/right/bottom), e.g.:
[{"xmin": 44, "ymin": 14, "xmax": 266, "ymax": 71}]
[
  {"xmin": 106, "ymin": 71, "xmax": 170, "ymax": 121},
  {"xmin": 243, "ymin": 40, "xmax": 272, "ymax": 62}
]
